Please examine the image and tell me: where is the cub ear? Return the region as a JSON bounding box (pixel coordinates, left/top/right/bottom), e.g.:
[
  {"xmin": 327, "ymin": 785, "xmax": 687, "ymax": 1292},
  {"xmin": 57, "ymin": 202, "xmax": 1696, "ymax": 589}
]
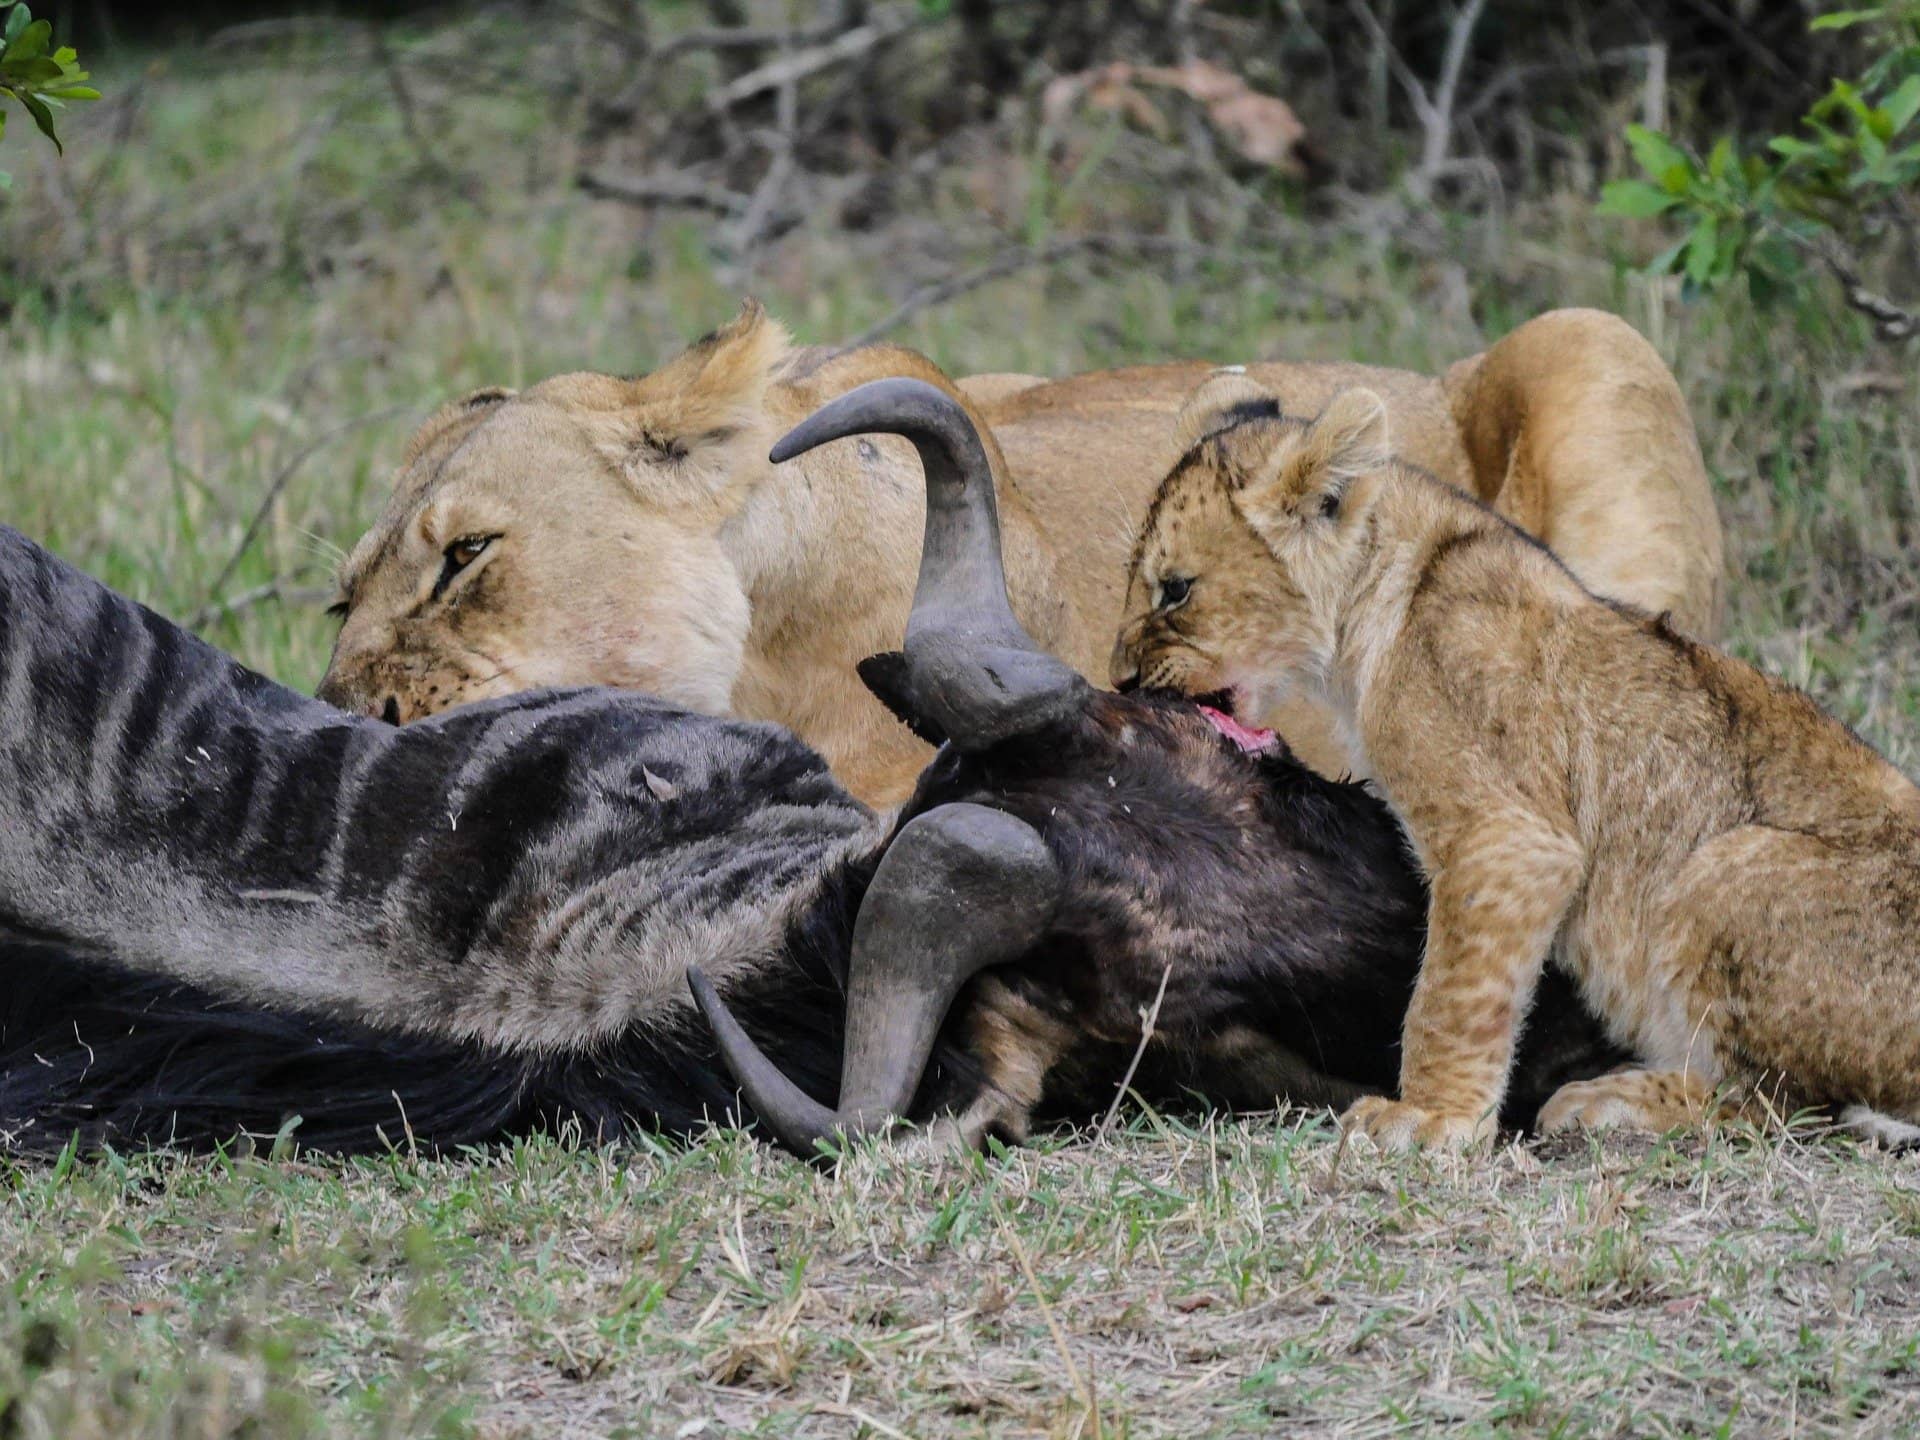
[
  {"xmin": 1238, "ymin": 387, "xmax": 1390, "ymax": 536},
  {"xmin": 1173, "ymin": 369, "xmax": 1280, "ymax": 453},
  {"xmin": 856, "ymin": 652, "xmax": 948, "ymax": 747}
]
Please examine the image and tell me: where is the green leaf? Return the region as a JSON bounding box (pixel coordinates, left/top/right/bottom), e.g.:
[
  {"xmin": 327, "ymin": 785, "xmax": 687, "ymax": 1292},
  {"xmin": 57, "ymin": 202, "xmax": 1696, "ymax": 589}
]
[
  {"xmin": 20, "ymin": 87, "xmax": 56, "ymax": 150},
  {"xmin": 1707, "ymin": 136, "xmax": 1736, "ymax": 181},
  {"xmin": 1811, "ymin": 7, "xmax": 1886, "ymax": 29},
  {"xmin": 1768, "ymin": 135, "xmax": 1819, "ymax": 159},
  {"xmin": 1885, "ymin": 75, "xmax": 1920, "ymax": 133},
  {"xmin": 1747, "ymin": 265, "xmax": 1784, "ymax": 307},
  {"xmin": 1647, "ymin": 235, "xmax": 1689, "ymax": 277},
  {"xmin": 1599, "ymin": 179, "xmax": 1683, "ymax": 217},
  {"xmin": 0, "ymin": 16, "xmax": 50, "ymax": 64},
  {"xmin": 6, "ymin": 55, "xmax": 64, "ymax": 84},
  {"xmin": 1684, "ymin": 215, "xmax": 1721, "ymax": 286},
  {"xmin": 1626, "ymin": 124, "xmax": 1691, "ymax": 184},
  {"xmin": 1711, "ymin": 223, "xmax": 1743, "ymax": 282},
  {"xmin": 41, "ymin": 84, "xmax": 95, "ymax": 100},
  {"xmin": 1, "ymin": 7, "xmax": 26, "ymax": 47}
]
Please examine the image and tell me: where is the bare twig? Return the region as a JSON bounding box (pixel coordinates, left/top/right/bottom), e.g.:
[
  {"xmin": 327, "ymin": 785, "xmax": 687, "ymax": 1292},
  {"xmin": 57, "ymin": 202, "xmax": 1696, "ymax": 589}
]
[
  {"xmin": 1823, "ymin": 249, "xmax": 1918, "ymax": 344},
  {"xmin": 840, "ymin": 233, "xmax": 1358, "ymax": 350},
  {"xmin": 1675, "ymin": 0, "xmax": 1816, "ymax": 98},
  {"xmin": 1343, "ymin": 0, "xmax": 1488, "ymax": 196},
  {"xmin": 208, "ymin": 17, "xmax": 348, "ymax": 48},
  {"xmin": 724, "ymin": 14, "xmax": 804, "ymax": 273},
  {"xmin": 706, "ymin": 10, "xmax": 913, "ymax": 112},
  {"xmin": 1099, "ymin": 964, "xmax": 1173, "ymax": 1136},
  {"xmin": 369, "ymin": 26, "xmax": 444, "ymax": 177},
  {"xmin": 189, "ymin": 581, "xmax": 332, "ymax": 632},
  {"xmin": 1782, "ymin": 230, "xmax": 1920, "ymax": 345},
  {"xmin": 1457, "ymin": 45, "xmax": 1662, "ymax": 125},
  {"xmin": 202, "ymin": 405, "xmax": 412, "ymax": 610},
  {"xmin": 579, "ymin": 169, "xmax": 750, "ymax": 215},
  {"xmin": 561, "ymin": 2, "xmax": 650, "ymax": 55},
  {"xmin": 653, "ymin": 16, "xmax": 848, "ymax": 64},
  {"xmin": 1421, "ymin": 0, "xmax": 1488, "ymax": 180},
  {"xmin": 1642, "ymin": 40, "xmax": 1667, "ymax": 133}
]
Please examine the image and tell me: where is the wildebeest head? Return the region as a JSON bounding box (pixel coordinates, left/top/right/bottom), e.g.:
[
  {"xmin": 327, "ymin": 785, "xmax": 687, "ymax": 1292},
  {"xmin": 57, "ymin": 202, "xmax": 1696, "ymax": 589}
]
[
  {"xmin": 685, "ymin": 379, "xmax": 1404, "ymax": 1157},
  {"xmin": 686, "ymin": 378, "xmax": 1091, "ymax": 1153}
]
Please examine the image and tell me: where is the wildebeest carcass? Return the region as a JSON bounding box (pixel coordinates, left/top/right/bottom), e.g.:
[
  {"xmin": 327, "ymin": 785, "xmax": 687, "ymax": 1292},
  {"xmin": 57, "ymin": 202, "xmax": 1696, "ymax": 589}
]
[
  {"xmin": 687, "ymin": 379, "xmax": 1625, "ymax": 1154},
  {"xmin": 0, "ymin": 381, "xmax": 1622, "ymax": 1158}
]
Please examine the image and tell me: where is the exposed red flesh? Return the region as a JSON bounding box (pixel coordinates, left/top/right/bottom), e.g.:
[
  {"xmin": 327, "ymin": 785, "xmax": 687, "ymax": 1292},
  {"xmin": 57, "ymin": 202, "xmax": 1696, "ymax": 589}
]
[{"xmin": 1198, "ymin": 704, "xmax": 1278, "ymax": 754}]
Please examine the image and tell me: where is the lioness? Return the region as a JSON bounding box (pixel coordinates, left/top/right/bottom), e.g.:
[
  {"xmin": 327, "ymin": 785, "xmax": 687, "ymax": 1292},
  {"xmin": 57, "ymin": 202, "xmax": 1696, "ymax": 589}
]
[
  {"xmin": 1114, "ymin": 376, "xmax": 1920, "ymax": 1150},
  {"xmin": 320, "ymin": 303, "xmax": 1722, "ymax": 805}
]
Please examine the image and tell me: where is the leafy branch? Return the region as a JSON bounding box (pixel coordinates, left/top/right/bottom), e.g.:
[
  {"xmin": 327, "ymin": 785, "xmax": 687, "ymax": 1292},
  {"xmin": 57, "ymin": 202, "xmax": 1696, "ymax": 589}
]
[
  {"xmin": 0, "ymin": 1, "xmax": 100, "ymax": 190},
  {"xmin": 1601, "ymin": 2, "xmax": 1919, "ymax": 341}
]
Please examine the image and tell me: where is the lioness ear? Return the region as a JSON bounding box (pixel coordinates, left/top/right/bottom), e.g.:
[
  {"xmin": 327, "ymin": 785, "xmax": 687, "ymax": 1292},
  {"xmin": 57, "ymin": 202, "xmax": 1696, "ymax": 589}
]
[
  {"xmin": 599, "ymin": 300, "xmax": 792, "ymax": 500},
  {"xmin": 401, "ymin": 387, "xmax": 517, "ymax": 467},
  {"xmin": 1239, "ymin": 388, "xmax": 1390, "ymax": 536},
  {"xmin": 1172, "ymin": 369, "xmax": 1280, "ymax": 453}
]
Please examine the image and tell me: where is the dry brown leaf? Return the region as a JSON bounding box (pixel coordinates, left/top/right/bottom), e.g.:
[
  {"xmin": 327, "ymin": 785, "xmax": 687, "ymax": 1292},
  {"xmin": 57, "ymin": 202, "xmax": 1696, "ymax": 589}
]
[{"xmin": 1042, "ymin": 58, "xmax": 1308, "ymax": 175}]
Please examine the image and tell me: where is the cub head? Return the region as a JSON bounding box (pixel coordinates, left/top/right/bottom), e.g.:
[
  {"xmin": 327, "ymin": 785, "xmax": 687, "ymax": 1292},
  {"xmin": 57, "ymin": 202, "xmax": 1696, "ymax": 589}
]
[
  {"xmin": 1109, "ymin": 375, "xmax": 1391, "ymax": 717},
  {"xmin": 318, "ymin": 303, "xmax": 788, "ymax": 722}
]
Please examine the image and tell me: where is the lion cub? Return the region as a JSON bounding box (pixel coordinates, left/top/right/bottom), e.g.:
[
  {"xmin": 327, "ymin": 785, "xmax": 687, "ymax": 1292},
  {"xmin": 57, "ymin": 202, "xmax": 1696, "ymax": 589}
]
[{"xmin": 1112, "ymin": 373, "xmax": 1920, "ymax": 1149}]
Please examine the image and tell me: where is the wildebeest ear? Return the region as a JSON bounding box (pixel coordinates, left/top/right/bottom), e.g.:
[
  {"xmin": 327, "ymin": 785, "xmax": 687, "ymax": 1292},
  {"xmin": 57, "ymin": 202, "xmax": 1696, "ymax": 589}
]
[{"xmin": 857, "ymin": 652, "xmax": 948, "ymax": 746}]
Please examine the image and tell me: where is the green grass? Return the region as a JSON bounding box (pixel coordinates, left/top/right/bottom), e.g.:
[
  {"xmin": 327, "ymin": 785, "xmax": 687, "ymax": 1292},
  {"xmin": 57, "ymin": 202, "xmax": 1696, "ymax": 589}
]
[{"xmin": 3, "ymin": 10, "xmax": 1920, "ymax": 1436}]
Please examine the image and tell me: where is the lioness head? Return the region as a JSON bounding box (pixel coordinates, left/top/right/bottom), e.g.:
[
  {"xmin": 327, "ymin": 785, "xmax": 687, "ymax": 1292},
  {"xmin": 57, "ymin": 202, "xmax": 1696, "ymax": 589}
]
[
  {"xmin": 318, "ymin": 304, "xmax": 788, "ymax": 721},
  {"xmin": 1110, "ymin": 375, "xmax": 1391, "ymax": 717}
]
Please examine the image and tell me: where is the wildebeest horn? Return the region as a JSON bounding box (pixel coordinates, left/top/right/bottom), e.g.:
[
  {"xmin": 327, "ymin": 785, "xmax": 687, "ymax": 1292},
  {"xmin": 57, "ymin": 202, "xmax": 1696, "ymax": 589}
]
[
  {"xmin": 769, "ymin": 377, "xmax": 1089, "ymax": 749},
  {"xmin": 688, "ymin": 802, "xmax": 1060, "ymax": 1158}
]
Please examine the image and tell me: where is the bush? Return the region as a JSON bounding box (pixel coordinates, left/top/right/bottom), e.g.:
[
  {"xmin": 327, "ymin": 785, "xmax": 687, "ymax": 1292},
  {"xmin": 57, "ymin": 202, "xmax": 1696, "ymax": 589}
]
[
  {"xmin": 1601, "ymin": 1, "xmax": 1918, "ymax": 341},
  {"xmin": 0, "ymin": 2, "xmax": 98, "ymax": 188}
]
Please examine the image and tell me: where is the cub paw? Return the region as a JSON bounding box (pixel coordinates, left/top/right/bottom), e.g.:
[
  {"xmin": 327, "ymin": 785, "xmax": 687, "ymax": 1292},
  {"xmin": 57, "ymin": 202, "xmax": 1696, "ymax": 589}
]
[
  {"xmin": 1536, "ymin": 1073, "xmax": 1696, "ymax": 1135},
  {"xmin": 1340, "ymin": 1096, "xmax": 1493, "ymax": 1151}
]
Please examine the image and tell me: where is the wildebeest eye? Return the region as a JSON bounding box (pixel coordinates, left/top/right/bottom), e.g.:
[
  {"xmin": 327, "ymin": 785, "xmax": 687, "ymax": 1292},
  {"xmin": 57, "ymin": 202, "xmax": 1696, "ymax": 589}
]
[
  {"xmin": 324, "ymin": 599, "xmax": 349, "ymax": 620},
  {"xmin": 1155, "ymin": 576, "xmax": 1193, "ymax": 612},
  {"xmin": 433, "ymin": 534, "xmax": 498, "ymax": 599}
]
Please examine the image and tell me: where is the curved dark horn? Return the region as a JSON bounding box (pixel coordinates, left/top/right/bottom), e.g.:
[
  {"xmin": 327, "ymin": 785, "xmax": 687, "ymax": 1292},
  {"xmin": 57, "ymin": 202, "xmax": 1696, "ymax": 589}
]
[
  {"xmin": 688, "ymin": 803, "xmax": 1060, "ymax": 1158},
  {"xmin": 770, "ymin": 377, "xmax": 1088, "ymax": 749}
]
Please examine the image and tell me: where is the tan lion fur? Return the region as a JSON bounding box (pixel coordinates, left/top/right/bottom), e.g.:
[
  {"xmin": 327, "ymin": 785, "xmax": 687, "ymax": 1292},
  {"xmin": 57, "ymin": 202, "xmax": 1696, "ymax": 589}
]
[
  {"xmin": 321, "ymin": 303, "xmax": 1722, "ymax": 806},
  {"xmin": 1114, "ymin": 382, "xmax": 1920, "ymax": 1149}
]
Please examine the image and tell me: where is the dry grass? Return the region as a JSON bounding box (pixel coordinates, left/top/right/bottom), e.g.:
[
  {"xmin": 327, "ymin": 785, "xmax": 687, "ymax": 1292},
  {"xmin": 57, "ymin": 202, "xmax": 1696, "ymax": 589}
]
[
  {"xmin": 3, "ymin": 8, "xmax": 1920, "ymax": 1437},
  {"xmin": 8, "ymin": 1120, "xmax": 1920, "ymax": 1437}
]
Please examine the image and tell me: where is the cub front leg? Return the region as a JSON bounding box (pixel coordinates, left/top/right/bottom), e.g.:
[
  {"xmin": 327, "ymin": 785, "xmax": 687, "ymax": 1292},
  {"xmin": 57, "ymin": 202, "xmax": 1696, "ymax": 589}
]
[{"xmin": 1345, "ymin": 818, "xmax": 1584, "ymax": 1150}]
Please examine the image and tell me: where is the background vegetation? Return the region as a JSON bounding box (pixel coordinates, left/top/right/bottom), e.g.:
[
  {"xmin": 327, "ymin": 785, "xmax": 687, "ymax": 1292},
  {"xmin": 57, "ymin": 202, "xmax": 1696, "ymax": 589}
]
[{"xmin": 1, "ymin": 2, "xmax": 1917, "ymax": 1434}]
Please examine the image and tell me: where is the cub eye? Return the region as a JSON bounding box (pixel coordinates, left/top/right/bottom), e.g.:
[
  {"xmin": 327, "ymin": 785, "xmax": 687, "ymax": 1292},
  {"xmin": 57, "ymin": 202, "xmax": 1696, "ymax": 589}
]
[
  {"xmin": 446, "ymin": 536, "xmax": 492, "ymax": 569},
  {"xmin": 325, "ymin": 600, "xmax": 349, "ymax": 620},
  {"xmin": 433, "ymin": 534, "xmax": 498, "ymax": 599},
  {"xmin": 1155, "ymin": 576, "xmax": 1193, "ymax": 612}
]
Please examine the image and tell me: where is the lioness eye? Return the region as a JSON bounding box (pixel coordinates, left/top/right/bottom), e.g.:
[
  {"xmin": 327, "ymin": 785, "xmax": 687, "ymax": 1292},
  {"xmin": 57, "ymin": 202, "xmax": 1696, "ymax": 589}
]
[
  {"xmin": 433, "ymin": 534, "xmax": 498, "ymax": 599},
  {"xmin": 1156, "ymin": 576, "xmax": 1192, "ymax": 611}
]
